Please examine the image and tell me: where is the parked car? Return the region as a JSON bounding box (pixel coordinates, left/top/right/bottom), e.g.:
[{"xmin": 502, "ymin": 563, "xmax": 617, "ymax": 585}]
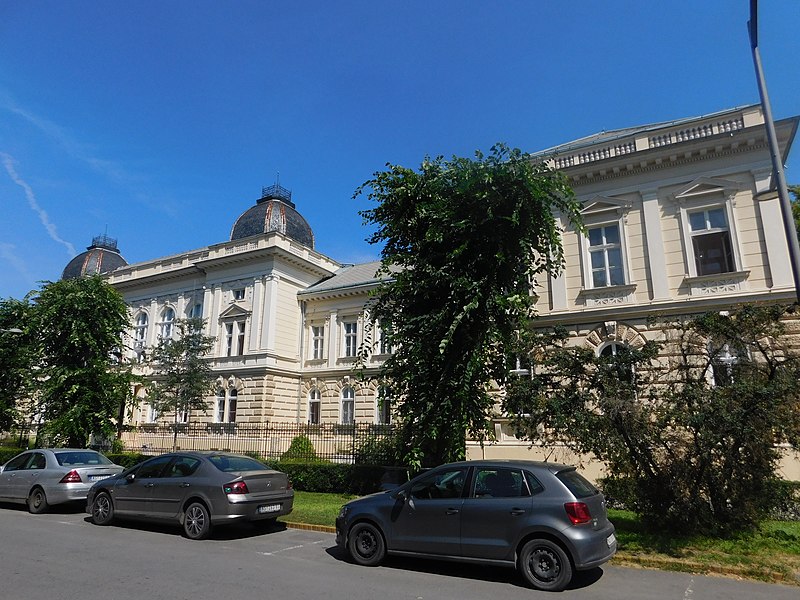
[
  {"xmin": 0, "ymin": 448, "xmax": 124, "ymax": 513},
  {"xmin": 86, "ymin": 451, "xmax": 294, "ymax": 540},
  {"xmin": 336, "ymin": 460, "xmax": 616, "ymax": 592}
]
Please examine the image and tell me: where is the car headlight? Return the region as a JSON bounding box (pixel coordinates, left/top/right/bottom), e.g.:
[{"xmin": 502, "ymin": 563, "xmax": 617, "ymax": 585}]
[{"xmin": 337, "ymin": 505, "xmax": 349, "ymax": 520}]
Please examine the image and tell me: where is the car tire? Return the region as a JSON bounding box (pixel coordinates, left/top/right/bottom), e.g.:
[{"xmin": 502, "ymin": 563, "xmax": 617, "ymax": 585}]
[
  {"xmin": 27, "ymin": 487, "xmax": 48, "ymax": 514},
  {"xmin": 518, "ymin": 538, "xmax": 573, "ymax": 592},
  {"xmin": 91, "ymin": 492, "xmax": 115, "ymax": 525},
  {"xmin": 347, "ymin": 522, "xmax": 386, "ymax": 566},
  {"xmin": 183, "ymin": 502, "xmax": 212, "ymax": 540}
]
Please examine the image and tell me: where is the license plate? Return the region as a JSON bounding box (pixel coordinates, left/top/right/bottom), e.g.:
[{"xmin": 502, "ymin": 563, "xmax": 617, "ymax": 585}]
[
  {"xmin": 90, "ymin": 474, "xmax": 111, "ymax": 481},
  {"xmin": 607, "ymin": 533, "xmax": 617, "ymax": 547},
  {"xmin": 258, "ymin": 504, "xmax": 281, "ymax": 514}
]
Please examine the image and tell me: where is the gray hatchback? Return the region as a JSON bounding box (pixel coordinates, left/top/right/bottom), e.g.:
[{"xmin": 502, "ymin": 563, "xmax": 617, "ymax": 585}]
[
  {"xmin": 87, "ymin": 451, "xmax": 293, "ymax": 539},
  {"xmin": 336, "ymin": 460, "xmax": 616, "ymax": 592}
]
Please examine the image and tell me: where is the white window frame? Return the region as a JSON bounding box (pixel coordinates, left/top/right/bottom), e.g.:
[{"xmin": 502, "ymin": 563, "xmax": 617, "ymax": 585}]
[
  {"xmin": 343, "ymin": 320, "xmax": 358, "ymax": 358},
  {"xmin": 686, "ymin": 206, "xmax": 735, "ymax": 277},
  {"xmin": 311, "ymin": 325, "xmax": 325, "ymax": 360},
  {"xmin": 214, "ymin": 389, "xmax": 237, "ymax": 423},
  {"xmin": 134, "ymin": 312, "xmax": 148, "ymax": 348},
  {"xmin": 223, "ymin": 320, "xmax": 246, "ymax": 357},
  {"xmin": 159, "ymin": 307, "xmax": 175, "ymax": 340},
  {"xmin": 376, "ymin": 387, "xmax": 391, "ymax": 425},
  {"xmin": 580, "ymin": 217, "xmax": 630, "ymax": 289},
  {"xmin": 341, "ymin": 387, "xmax": 355, "ymax": 424},
  {"xmin": 189, "ymin": 302, "xmax": 203, "ymax": 320},
  {"xmin": 309, "ymin": 389, "xmax": 321, "ymax": 424}
]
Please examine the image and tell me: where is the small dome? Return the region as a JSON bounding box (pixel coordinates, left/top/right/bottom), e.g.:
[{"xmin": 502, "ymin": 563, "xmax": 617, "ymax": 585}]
[
  {"xmin": 62, "ymin": 234, "xmax": 128, "ymax": 280},
  {"xmin": 230, "ymin": 184, "xmax": 315, "ymax": 248}
]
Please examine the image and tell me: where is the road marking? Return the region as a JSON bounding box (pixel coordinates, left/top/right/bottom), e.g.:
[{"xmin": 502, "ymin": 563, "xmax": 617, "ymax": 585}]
[
  {"xmin": 260, "ymin": 544, "xmax": 304, "ymax": 556},
  {"xmin": 684, "ymin": 576, "xmax": 694, "ymax": 600}
]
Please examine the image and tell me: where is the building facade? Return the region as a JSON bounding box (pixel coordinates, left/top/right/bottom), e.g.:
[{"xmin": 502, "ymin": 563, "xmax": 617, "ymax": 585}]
[{"xmin": 78, "ymin": 105, "xmax": 797, "ymax": 476}]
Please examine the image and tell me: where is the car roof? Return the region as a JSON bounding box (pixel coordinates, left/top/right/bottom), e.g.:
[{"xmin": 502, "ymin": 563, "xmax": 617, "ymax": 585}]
[{"xmin": 433, "ymin": 459, "xmax": 575, "ymax": 472}]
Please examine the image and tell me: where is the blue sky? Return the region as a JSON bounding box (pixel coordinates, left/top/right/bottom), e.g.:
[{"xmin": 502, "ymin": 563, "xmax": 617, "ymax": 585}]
[{"xmin": 1, "ymin": 1, "xmax": 798, "ymax": 300}]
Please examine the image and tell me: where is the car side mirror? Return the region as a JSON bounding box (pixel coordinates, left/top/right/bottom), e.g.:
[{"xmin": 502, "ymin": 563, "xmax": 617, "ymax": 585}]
[
  {"xmin": 396, "ymin": 488, "xmax": 416, "ymax": 510},
  {"xmin": 126, "ymin": 473, "xmax": 136, "ymax": 482}
]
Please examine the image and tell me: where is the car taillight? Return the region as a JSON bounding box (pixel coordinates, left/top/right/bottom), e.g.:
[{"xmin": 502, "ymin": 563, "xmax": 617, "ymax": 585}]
[
  {"xmin": 59, "ymin": 470, "xmax": 82, "ymax": 484},
  {"xmin": 564, "ymin": 502, "xmax": 592, "ymax": 524},
  {"xmin": 223, "ymin": 481, "xmax": 249, "ymax": 495},
  {"xmin": 287, "ymin": 479, "xmax": 293, "ymax": 490}
]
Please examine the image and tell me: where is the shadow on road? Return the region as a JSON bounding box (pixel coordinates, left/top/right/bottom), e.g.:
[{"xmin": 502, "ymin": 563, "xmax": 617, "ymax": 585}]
[
  {"xmin": 80, "ymin": 513, "xmax": 289, "ymax": 541},
  {"xmin": 325, "ymin": 545, "xmax": 605, "ymax": 591}
]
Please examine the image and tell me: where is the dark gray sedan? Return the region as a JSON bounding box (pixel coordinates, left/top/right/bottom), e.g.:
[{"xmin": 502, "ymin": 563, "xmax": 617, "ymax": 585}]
[
  {"xmin": 0, "ymin": 449, "xmax": 124, "ymax": 513},
  {"xmin": 336, "ymin": 460, "xmax": 616, "ymax": 592},
  {"xmin": 86, "ymin": 451, "xmax": 293, "ymax": 539}
]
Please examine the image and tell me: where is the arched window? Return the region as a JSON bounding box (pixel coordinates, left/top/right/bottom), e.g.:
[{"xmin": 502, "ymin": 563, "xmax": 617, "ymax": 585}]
[
  {"xmin": 309, "ymin": 389, "xmax": 321, "ymax": 425},
  {"xmin": 227, "ymin": 389, "xmax": 238, "ymax": 423},
  {"xmin": 134, "ymin": 313, "xmax": 148, "ymax": 348},
  {"xmin": 189, "ymin": 302, "xmax": 203, "ymax": 319},
  {"xmin": 215, "ymin": 390, "xmax": 226, "ymax": 423},
  {"xmin": 159, "ymin": 308, "xmax": 175, "ymax": 339},
  {"xmin": 599, "ymin": 342, "xmax": 635, "ymax": 384},
  {"xmin": 376, "ymin": 386, "xmax": 391, "ymax": 425},
  {"xmin": 341, "ymin": 387, "xmax": 355, "ymax": 424}
]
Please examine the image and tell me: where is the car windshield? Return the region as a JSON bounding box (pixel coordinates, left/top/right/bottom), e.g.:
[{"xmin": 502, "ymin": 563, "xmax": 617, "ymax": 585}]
[
  {"xmin": 54, "ymin": 451, "xmax": 112, "ymax": 466},
  {"xmin": 208, "ymin": 455, "xmax": 270, "ymax": 472},
  {"xmin": 555, "ymin": 469, "xmax": 598, "ymax": 499}
]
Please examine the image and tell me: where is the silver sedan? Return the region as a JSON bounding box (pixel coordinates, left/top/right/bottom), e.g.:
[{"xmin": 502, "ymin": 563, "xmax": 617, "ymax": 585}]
[
  {"xmin": 0, "ymin": 449, "xmax": 124, "ymax": 513},
  {"xmin": 86, "ymin": 451, "xmax": 294, "ymax": 540}
]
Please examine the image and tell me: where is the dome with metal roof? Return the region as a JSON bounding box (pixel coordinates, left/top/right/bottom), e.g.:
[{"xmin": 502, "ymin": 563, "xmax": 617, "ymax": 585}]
[
  {"xmin": 230, "ymin": 184, "xmax": 315, "ymax": 248},
  {"xmin": 61, "ymin": 234, "xmax": 128, "ymax": 280}
]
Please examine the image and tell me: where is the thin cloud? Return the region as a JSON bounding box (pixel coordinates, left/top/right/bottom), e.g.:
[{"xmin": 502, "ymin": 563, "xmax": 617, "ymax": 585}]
[
  {"xmin": 0, "ymin": 92, "xmax": 140, "ymax": 185},
  {"xmin": 1, "ymin": 153, "xmax": 76, "ymax": 257}
]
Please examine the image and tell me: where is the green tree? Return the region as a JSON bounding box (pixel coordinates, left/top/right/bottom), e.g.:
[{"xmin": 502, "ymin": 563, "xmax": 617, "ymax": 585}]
[
  {"xmin": 504, "ymin": 306, "xmax": 800, "ymax": 534},
  {"xmin": 146, "ymin": 318, "xmax": 215, "ymax": 450},
  {"xmin": 31, "ymin": 276, "xmax": 134, "ymax": 447},
  {"xmin": 790, "ymin": 184, "xmax": 800, "ymax": 239},
  {"xmin": 0, "ymin": 296, "xmax": 36, "ymax": 432},
  {"xmin": 357, "ymin": 144, "xmax": 581, "ymax": 468}
]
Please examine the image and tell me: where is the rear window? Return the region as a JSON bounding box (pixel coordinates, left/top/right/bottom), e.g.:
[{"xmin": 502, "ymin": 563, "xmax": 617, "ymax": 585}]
[
  {"xmin": 54, "ymin": 451, "xmax": 112, "ymax": 466},
  {"xmin": 208, "ymin": 455, "xmax": 270, "ymax": 473},
  {"xmin": 555, "ymin": 469, "xmax": 598, "ymax": 499}
]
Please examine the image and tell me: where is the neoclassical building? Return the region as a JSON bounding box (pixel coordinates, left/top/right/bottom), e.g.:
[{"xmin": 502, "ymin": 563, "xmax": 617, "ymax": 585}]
[{"xmin": 66, "ymin": 105, "xmax": 798, "ymax": 475}]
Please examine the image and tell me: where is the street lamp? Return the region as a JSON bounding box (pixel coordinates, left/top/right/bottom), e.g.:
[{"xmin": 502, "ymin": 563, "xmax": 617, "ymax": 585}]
[{"xmin": 748, "ymin": 0, "xmax": 800, "ymax": 303}]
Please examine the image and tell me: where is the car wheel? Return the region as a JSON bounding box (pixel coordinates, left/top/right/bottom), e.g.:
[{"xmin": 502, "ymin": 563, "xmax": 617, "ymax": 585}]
[
  {"xmin": 27, "ymin": 487, "xmax": 48, "ymax": 514},
  {"xmin": 347, "ymin": 522, "xmax": 386, "ymax": 566},
  {"xmin": 518, "ymin": 538, "xmax": 573, "ymax": 592},
  {"xmin": 183, "ymin": 502, "xmax": 212, "ymax": 540},
  {"xmin": 91, "ymin": 492, "xmax": 115, "ymax": 525}
]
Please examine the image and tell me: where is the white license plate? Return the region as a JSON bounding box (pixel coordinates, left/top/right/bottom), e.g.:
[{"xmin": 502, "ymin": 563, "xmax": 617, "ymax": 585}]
[
  {"xmin": 89, "ymin": 474, "xmax": 111, "ymax": 481},
  {"xmin": 258, "ymin": 504, "xmax": 281, "ymax": 514},
  {"xmin": 607, "ymin": 533, "xmax": 617, "ymax": 547}
]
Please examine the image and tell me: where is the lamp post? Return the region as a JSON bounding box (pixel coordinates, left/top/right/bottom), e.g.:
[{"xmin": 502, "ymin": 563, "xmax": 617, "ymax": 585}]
[{"xmin": 748, "ymin": 0, "xmax": 800, "ymax": 303}]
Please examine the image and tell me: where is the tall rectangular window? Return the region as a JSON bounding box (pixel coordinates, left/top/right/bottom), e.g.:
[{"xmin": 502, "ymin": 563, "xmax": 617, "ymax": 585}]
[
  {"xmin": 587, "ymin": 224, "xmax": 624, "ymax": 287},
  {"xmin": 341, "ymin": 387, "xmax": 355, "ymax": 424},
  {"xmin": 689, "ymin": 207, "xmax": 734, "ymax": 276},
  {"xmin": 344, "ymin": 321, "xmax": 358, "ymax": 357},
  {"xmin": 224, "ymin": 321, "xmax": 246, "ymax": 356},
  {"xmin": 312, "ymin": 325, "xmax": 325, "ymax": 360},
  {"xmin": 309, "ymin": 389, "xmax": 321, "ymax": 425}
]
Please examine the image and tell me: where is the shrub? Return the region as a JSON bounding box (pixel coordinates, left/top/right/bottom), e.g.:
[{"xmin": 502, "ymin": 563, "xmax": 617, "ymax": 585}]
[{"xmin": 280, "ymin": 435, "xmax": 322, "ymax": 463}]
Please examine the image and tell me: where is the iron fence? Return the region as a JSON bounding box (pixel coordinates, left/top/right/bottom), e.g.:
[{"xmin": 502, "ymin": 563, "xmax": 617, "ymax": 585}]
[{"xmin": 120, "ymin": 422, "xmax": 397, "ymax": 464}]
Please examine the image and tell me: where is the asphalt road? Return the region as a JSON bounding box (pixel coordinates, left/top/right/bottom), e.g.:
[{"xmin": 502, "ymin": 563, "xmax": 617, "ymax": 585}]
[{"xmin": 0, "ymin": 503, "xmax": 796, "ymax": 600}]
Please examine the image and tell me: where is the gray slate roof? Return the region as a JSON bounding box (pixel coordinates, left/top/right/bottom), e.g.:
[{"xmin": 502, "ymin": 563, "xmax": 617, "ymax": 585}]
[{"xmin": 301, "ymin": 260, "xmax": 397, "ymax": 296}]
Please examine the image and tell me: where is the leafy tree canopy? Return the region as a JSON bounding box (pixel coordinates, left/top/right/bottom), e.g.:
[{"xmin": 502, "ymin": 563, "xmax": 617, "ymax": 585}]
[
  {"xmin": 146, "ymin": 317, "xmax": 215, "ymax": 448},
  {"xmin": 0, "ymin": 296, "xmax": 35, "ymax": 431},
  {"xmin": 504, "ymin": 305, "xmax": 800, "ymax": 534},
  {"xmin": 31, "ymin": 276, "xmax": 134, "ymax": 447},
  {"xmin": 357, "ymin": 144, "xmax": 582, "ymax": 468}
]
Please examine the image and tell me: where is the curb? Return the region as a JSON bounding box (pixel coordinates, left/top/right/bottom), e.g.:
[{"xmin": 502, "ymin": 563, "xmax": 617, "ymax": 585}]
[{"xmin": 281, "ymin": 522, "xmax": 798, "ymax": 586}]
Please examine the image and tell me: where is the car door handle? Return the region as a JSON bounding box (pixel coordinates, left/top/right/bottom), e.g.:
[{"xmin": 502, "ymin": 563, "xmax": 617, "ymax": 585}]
[
  {"xmin": 445, "ymin": 508, "xmax": 460, "ymax": 515},
  {"xmin": 180, "ymin": 483, "xmax": 190, "ymax": 488},
  {"xmin": 510, "ymin": 508, "xmax": 526, "ymax": 516},
  {"xmin": 145, "ymin": 483, "xmax": 155, "ymax": 488}
]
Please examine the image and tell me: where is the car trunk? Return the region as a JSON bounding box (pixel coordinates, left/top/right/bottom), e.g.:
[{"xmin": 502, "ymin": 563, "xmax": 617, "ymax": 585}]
[
  {"xmin": 72, "ymin": 465, "xmax": 124, "ymax": 483},
  {"xmin": 237, "ymin": 470, "xmax": 291, "ymax": 498}
]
